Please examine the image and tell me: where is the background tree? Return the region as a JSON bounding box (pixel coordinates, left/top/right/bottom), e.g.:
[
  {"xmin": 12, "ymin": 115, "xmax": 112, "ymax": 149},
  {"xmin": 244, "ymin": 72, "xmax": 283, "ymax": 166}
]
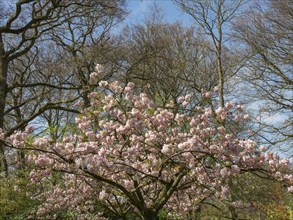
[
  {"xmin": 232, "ymin": 0, "xmax": 293, "ymax": 153},
  {"xmin": 117, "ymin": 5, "xmax": 222, "ymax": 116},
  {"xmin": 174, "ymin": 0, "xmax": 246, "ymax": 108},
  {"xmin": 0, "ymin": 0, "xmax": 126, "ymax": 175},
  {"xmin": 172, "ymin": 1, "xmax": 252, "ymax": 218}
]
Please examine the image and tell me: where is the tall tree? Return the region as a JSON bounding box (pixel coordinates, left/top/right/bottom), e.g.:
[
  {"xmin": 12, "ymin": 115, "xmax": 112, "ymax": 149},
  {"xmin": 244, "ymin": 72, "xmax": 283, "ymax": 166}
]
[
  {"xmin": 0, "ymin": 0, "xmax": 126, "ymax": 175},
  {"xmin": 174, "ymin": 0, "xmax": 246, "ymax": 108},
  {"xmin": 119, "ymin": 9, "xmax": 220, "ymax": 110},
  {"xmin": 172, "ymin": 2, "xmax": 252, "ymax": 218},
  {"xmin": 232, "ymin": 0, "xmax": 293, "ymax": 152}
]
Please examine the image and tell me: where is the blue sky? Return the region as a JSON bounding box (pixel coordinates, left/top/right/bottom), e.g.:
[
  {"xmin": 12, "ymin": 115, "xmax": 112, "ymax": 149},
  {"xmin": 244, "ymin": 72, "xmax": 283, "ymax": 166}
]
[{"xmin": 124, "ymin": 0, "xmax": 193, "ymax": 25}]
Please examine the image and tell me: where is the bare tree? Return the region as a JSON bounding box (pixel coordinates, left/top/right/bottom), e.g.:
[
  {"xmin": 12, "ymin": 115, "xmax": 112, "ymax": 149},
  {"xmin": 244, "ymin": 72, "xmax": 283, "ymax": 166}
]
[
  {"xmin": 119, "ymin": 9, "xmax": 221, "ymax": 112},
  {"xmin": 232, "ymin": 0, "xmax": 293, "ymax": 153},
  {"xmin": 172, "ymin": 2, "xmax": 250, "ymax": 219},
  {"xmin": 0, "ymin": 0, "xmax": 126, "ymax": 176},
  {"xmin": 174, "ymin": 0, "xmax": 246, "ymax": 108}
]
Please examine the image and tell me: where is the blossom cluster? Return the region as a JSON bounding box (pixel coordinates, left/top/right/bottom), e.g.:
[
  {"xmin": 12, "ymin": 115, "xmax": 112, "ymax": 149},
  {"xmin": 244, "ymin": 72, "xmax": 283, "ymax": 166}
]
[{"xmin": 3, "ymin": 80, "xmax": 293, "ymax": 219}]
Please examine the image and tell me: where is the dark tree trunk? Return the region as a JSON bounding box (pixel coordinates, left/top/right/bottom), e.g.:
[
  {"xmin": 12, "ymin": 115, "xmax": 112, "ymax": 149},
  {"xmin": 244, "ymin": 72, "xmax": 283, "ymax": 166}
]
[
  {"xmin": 194, "ymin": 205, "xmax": 201, "ymax": 220},
  {"xmin": 142, "ymin": 209, "xmax": 159, "ymax": 220},
  {"xmin": 143, "ymin": 215, "xmax": 159, "ymax": 220},
  {"xmin": 229, "ymin": 205, "xmax": 238, "ymax": 220},
  {"xmin": 0, "ymin": 33, "xmax": 8, "ymax": 176}
]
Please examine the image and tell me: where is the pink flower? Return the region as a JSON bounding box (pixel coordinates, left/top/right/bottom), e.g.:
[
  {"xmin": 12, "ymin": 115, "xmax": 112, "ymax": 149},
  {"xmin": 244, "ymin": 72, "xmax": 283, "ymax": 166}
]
[
  {"xmin": 213, "ymin": 86, "xmax": 219, "ymax": 93},
  {"xmin": 178, "ymin": 96, "xmax": 184, "ymax": 103},
  {"xmin": 126, "ymin": 82, "xmax": 135, "ymax": 89},
  {"xmin": 85, "ymin": 131, "xmax": 96, "ymax": 140},
  {"xmin": 234, "ymin": 115, "xmax": 241, "ymax": 122},
  {"xmin": 205, "ymin": 92, "xmax": 211, "ymax": 98},
  {"xmin": 185, "ymin": 94, "xmax": 192, "ymax": 102},
  {"xmin": 161, "ymin": 144, "xmax": 171, "ymax": 154},
  {"xmin": 204, "ymin": 109, "xmax": 212, "ymax": 117},
  {"xmin": 243, "ymin": 114, "xmax": 249, "ymax": 119},
  {"xmin": 99, "ymin": 190, "xmax": 108, "ymax": 200},
  {"xmin": 36, "ymin": 155, "xmax": 51, "ymax": 167},
  {"xmin": 225, "ymin": 101, "xmax": 233, "ymax": 109},
  {"xmin": 215, "ymin": 107, "xmax": 224, "ymax": 115},
  {"xmin": 65, "ymin": 143, "xmax": 75, "ymax": 152},
  {"xmin": 220, "ymin": 167, "xmax": 229, "ymax": 178},
  {"xmin": 182, "ymin": 101, "xmax": 189, "ymax": 107},
  {"xmin": 236, "ymin": 105, "xmax": 243, "ymax": 111},
  {"xmin": 221, "ymin": 186, "xmax": 229, "ymax": 197},
  {"xmin": 10, "ymin": 79, "xmax": 291, "ymax": 219},
  {"xmin": 25, "ymin": 125, "xmax": 34, "ymax": 133},
  {"xmin": 190, "ymin": 118, "xmax": 198, "ymax": 127},
  {"xmin": 260, "ymin": 146, "xmax": 266, "ymax": 152},
  {"xmin": 88, "ymin": 92, "xmax": 98, "ymax": 98},
  {"xmin": 99, "ymin": 81, "xmax": 108, "ymax": 87},
  {"xmin": 148, "ymin": 102, "xmax": 156, "ymax": 109}
]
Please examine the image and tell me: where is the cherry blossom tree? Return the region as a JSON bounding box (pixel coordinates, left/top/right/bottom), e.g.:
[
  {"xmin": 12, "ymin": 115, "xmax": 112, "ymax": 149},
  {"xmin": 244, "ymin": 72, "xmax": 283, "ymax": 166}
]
[{"xmin": 1, "ymin": 65, "xmax": 292, "ymax": 219}]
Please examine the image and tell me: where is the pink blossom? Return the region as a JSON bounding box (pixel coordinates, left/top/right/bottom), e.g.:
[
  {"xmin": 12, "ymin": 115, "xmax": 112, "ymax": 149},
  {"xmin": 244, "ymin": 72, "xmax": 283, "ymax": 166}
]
[
  {"xmin": 148, "ymin": 102, "xmax": 156, "ymax": 109},
  {"xmin": 220, "ymin": 186, "xmax": 229, "ymax": 197},
  {"xmin": 234, "ymin": 114, "xmax": 241, "ymax": 122},
  {"xmin": 215, "ymin": 107, "xmax": 224, "ymax": 115},
  {"xmin": 99, "ymin": 81, "xmax": 108, "ymax": 87},
  {"xmin": 213, "ymin": 86, "xmax": 219, "ymax": 93},
  {"xmin": 36, "ymin": 155, "xmax": 51, "ymax": 167},
  {"xmin": 243, "ymin": 114, "xmax": 249, "ymax": 119},
  {"xmin": 88, "ymin": 92, "xmax": 98, "ymax": 98},
  {"xmin": 185, "ymin": 94, "xmax": 192, "ymax": 102},
  {"xmin": 65, "ymin": 143, "xmax": 74, "ymax": 152},
  {"xmin": 205, "ymin": 91, "xmax": 211, "ymax": 98},
  {"xmin": 85, "ymin": 131, "xmax": 96, "ymax": 140},
  {"xmin": 225, "ymin": 101, "xmax": 233, "ymax": 109},
  {"xmin": 126, "ymin": 82, "xmax": 135, "ymax": 89},
  {"xmin": 220, "ymin": 167, "xmax": 229, "ymax": 178},
  {"xmin": 260, "ymin": 146, "xmax": 266, "ymax": 152},
  {"xmin": 3, "ymin": 79, "xmax": 291, "ymax": 219},
  {"xmin": 236, "ymin": 104, "xmax": 243, "ymax": 111},
  {"xmin": 178, "ymin": 96, "xmax": 184, "ymax": 103},
  {"xmin": 182, "ymin": 101, "xmax": 189, "ymax": 107},
  {"xmin": 161, "ymin": 144, "xmax": 171, "ymax": 154},
  {"xmin": 25, "ymin": 125, "xmax": 34, "ymax": 133}
]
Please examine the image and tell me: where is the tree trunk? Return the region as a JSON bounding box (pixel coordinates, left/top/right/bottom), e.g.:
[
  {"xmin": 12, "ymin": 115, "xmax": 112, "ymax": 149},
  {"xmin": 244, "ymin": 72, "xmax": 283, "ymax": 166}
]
[
  {"xmin": 15, "ymin": 111, "xmax": 27, "ymax": 171},
  {"xmin": 194, "ymin": 205, "xmax": 201, "ymax": 220},
  {"xmin": 142, "ymin": 209, "xmax": 159, "ymax": 220},
  {"xmin": 143, "ymin": 215, "xmax": 159, "ymax": 220},
  {"xmin": 228, "ymin": 179, "xmax": 239, "ymax": 220},
  {"xmin": 216, "ymin": 15, "xmax": 224, "ymax": 108},
  {"xmin": 217, "ymin": 53, "xmax": 224, "ymax": 108},
  {"xmin": 229, "ymin": 205, "xmax": 238, "ymax": 220},
  {"xmin": 0, "ymin": 33, "xmax": 8, "ymax": 176}
]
